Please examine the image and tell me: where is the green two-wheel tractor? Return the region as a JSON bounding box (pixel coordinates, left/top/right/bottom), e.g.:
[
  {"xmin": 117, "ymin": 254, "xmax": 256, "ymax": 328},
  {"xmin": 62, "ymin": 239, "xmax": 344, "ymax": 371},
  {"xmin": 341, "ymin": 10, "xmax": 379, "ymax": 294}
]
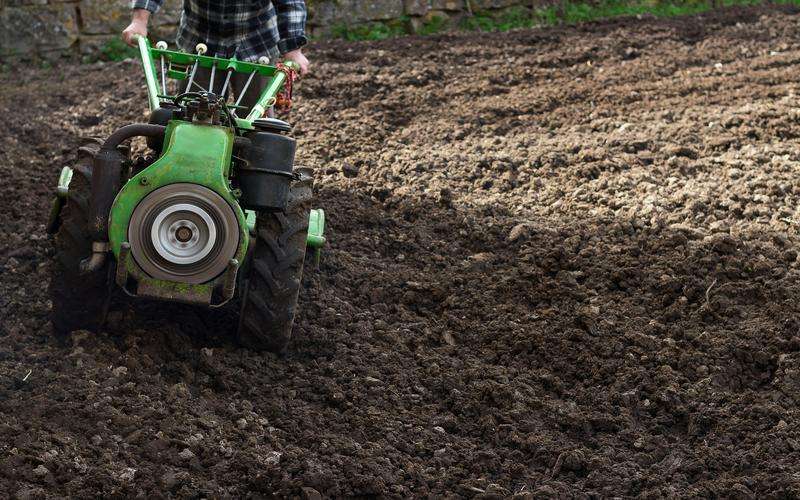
[{"xmin": 46, "ymin": 37, "xmax": 326, "ymax": 352}]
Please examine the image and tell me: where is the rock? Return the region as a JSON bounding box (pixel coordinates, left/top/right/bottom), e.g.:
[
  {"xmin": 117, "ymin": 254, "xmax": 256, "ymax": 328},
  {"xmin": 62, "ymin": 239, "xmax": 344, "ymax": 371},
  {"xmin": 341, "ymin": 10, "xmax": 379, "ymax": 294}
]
[
  {"xmin": 469, "ymin": 252, "xmax": 495, "ymax": 263},
  {"xmin": 79, "ymin": 0, "xmax": 180, "ymax": 34},
  {"xmin": 342, "ymin": 162, "xmax": 359, "ymax": 178},
  {"xmin": 472, "ymin": 0, "xmax": 520, "ymax": 8},
  {"xmin": 437, "ymin": 187, "xmax": 453, "ymax": 206},
  {"xmin": 118, "ymin": 467, "xmax": 136, "ymax": 482},
  {"xmin": 90, "ymin": 434, "xmax": 102, "ymax": 446},
  {"xmin": 167, "ymin": 382, "xmax": 190, "ymax": 401},
  {"xmin": 321, "ymin": 307, "xmax": 337, "ymax": 327},
  {"xmin": 264, "ymin": 450, "xmax": 282, "ymax": 465},
  {"xmin": 0, "ymin": 6, "xmax": 78, "ymax": 57},
  {"xmin": 555, "ymin": 270, "xmax": 578, "ymax": 287},
  {"xmin": 441, "ymin": 330, "xmax": 456, "ymax": 346},
  {"xmin": 708, "ymin": 220, "xmax": 730, "ymax": 233},
  {"xmin": 112, "ymin": 366, "xmax": 127, "ymax": 377},
  {"xmin": 664, "ymin": 145, "xmax": 700, "ymax": 159},
  {"xmin": 236, "ymin": 418, "xmax": 248, "ymax": 429},
  {"xmin": 32, "ymin": 465, "xmax": 49, "ymax": 478},
  {"xmin": 404, "ymin": 0, "xmax": 429, "ymax": 16},
  {"xmin": 351, "ymin": 0, "xmax": 404, "ymax": 20},
  {"xmin": 508, "ymin": 223, "xmax": 534, "ymax": 242},
  {"xmin": 301, "ymin": 487, "xmax": 323, "ymax": 500},
  {"xmin": 364, "ymin": 376, "xmax": 382, "ymax": 385},
  {"xmin": 124, "ymin": 429, "xmax": 144, "ymax": 444},
  {"xmin": 669, "ymin": 223, "xmax": 705, "ymax": 240},
  {"xmin": 178, "ymin": 448, "xmax": 195, "ymax": 460},
  {"xmin": 186, "ymin": 433, "xmax": 204, "ymax": 445},
  {"xmin": 622, "ymin": 47, "xmax": 640, "ymax": 60},
  {"xmin": 160, "ymin": 470, "xmax": 189, "ymax": 490},
  {"xmin": 433, "ymin": 426, "xmax": 446, "ymax": 433},
  {"xmin": 431, "ymin": 0, "xmax": 464, "ymax": 10},
  {"xmin": 705, "ymin": 233, "xmax": 738, "ymax": 254},
  {"xmin": 76, "ymin": 0, "xmax": 128, "ymax": 34},
  {"xmin": 311, "ymin": 0, "xmax": 402, "ymax": 26}
]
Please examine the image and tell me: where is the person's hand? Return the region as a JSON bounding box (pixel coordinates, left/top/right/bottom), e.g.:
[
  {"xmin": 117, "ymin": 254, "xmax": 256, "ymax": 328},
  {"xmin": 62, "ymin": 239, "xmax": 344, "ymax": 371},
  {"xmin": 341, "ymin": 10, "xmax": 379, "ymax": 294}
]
[
  {"xmin": 122, "ymin": 9, "xmax": 150, "ymax": 47},
  {"xmin": 283, "ymin": 49, "xmax": 309, "ymax": 76}
]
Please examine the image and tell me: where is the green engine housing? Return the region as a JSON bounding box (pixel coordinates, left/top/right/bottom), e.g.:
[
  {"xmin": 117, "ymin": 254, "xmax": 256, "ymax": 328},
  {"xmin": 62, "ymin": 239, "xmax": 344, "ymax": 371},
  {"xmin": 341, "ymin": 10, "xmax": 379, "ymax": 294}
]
[{"xmin": 108, "ymin": 120, "xmax": 249, "ymax": 305}]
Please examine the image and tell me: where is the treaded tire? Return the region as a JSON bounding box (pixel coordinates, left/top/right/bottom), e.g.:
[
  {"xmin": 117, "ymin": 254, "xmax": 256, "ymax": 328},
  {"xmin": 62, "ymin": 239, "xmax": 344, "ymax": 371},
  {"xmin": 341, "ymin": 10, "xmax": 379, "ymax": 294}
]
[
  {"xmin": 237, "ymin": 169, "xmax": 312, "ymax": 352},
  {"xmin": 49, "ymin": 141, "xmax": 112, "ymax": 334}
]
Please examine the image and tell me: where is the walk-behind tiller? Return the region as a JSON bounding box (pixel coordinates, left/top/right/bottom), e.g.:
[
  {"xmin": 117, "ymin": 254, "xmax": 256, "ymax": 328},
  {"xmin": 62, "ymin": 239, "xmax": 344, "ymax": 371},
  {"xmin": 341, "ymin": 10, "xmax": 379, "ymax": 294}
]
[{"xmin": 47, "ymin": 36, "xmax": 326, "ymax": 352}]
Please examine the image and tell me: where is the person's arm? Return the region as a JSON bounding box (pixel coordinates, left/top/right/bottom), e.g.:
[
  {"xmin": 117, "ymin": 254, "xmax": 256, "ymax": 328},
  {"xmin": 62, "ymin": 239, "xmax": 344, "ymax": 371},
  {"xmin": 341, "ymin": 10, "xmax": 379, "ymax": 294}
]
[
  {"xmin": 122, "ymin": 0, "xmax": 164, "ymax": 47},
  {"xmin": 273, "ymin": 0, "xmax": 310, "ymax": 75}
]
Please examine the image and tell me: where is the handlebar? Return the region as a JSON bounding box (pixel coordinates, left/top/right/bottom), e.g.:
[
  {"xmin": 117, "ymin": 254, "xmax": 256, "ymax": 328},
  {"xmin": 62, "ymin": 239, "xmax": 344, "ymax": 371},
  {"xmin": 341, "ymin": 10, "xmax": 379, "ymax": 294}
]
[{"xmin": 134, "ymin": 35, "xmax": 298, "ymax": 121}]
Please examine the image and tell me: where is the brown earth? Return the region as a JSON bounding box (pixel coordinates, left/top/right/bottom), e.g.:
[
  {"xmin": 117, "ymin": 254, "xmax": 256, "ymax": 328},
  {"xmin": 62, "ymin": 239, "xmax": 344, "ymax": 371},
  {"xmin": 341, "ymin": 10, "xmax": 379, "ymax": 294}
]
[{"xmin": 3, "ymin": 5, "xmax": 800, "ymax": 497}]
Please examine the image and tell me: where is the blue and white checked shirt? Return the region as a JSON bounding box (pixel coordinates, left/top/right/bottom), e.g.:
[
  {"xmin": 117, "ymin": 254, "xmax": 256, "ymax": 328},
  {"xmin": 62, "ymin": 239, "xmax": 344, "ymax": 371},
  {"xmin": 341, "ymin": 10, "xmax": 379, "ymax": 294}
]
[{"xmin": 132, "ymin": 0, "xmax": 307, "ymax": 61}]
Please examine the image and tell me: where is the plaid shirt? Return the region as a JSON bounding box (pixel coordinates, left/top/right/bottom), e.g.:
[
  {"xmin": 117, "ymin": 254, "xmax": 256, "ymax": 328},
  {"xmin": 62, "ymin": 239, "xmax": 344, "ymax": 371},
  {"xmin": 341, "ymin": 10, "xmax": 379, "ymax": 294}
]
[{"xmin": 132, "ymin": 0, "xmax": 307, "ymax": 62}]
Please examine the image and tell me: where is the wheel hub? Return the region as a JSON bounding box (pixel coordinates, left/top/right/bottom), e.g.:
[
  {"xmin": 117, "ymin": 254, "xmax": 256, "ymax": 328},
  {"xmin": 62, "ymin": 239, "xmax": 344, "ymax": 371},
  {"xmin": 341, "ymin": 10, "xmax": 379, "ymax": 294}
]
[{"xmin": 128, "ymin": 183, "xmax": 239, "ymax": 284}]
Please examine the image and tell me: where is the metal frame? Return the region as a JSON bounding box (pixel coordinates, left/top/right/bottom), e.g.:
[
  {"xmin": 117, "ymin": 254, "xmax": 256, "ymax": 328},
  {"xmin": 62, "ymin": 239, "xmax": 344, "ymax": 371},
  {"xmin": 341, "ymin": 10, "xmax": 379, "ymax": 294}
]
[{"xmin": 136, "ymin": 36, "xmax": 296, "ymax": 123}]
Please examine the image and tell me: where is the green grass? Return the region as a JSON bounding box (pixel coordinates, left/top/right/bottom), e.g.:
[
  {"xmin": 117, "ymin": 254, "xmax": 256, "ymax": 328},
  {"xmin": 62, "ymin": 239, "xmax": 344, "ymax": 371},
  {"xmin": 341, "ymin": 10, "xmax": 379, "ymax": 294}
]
[
  {"xmin": 331, "ymin": 16, "xmax": 410, "ymax": 41},
  {"xmin": 97, "ymin": 38, "xmax": 138, "ymax": 62},
  {"xmin": 417, "ymin": 15, "xmax": 449, "ymax": 35},
  {"xmin": 538, "ymin": 0, "xmax": 760, "ymax": 25},
  {"xmin": 332, "ymin": 0, "xmax": 800, "ymax": 41},
  {"xmin": 331, "ymin": 14, "xmax": 449, "ymax": 40}
]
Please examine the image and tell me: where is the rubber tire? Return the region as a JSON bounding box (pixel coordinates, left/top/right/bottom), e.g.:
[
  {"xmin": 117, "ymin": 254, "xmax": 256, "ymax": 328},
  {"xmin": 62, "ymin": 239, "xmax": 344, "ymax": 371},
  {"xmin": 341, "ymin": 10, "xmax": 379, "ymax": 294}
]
[
  {"xmin": 50, "ymin": 141, "xmax": 112, "ymax": 334},
  {"xmin": 237, "ymin": 170, "xmax": 312, "ymax": 352}
]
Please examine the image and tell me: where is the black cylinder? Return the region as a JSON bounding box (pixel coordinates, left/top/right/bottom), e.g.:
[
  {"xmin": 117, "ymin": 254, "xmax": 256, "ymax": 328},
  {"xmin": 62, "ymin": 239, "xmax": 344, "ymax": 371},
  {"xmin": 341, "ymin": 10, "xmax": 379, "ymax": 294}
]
[
  {"xmin": 239, "ymin": 131, "xmax": 296, "ymax": 211},
  {"xmin": 89, "ymin": 124, "xmax": 166, "ymax": 240},
  {"xmin": 89, "ymin": 148, "xmax": 124, "ymax": 240},
  {"xmin": 147, "ymin": 105, "xmax": 178, "ymax": 152}
]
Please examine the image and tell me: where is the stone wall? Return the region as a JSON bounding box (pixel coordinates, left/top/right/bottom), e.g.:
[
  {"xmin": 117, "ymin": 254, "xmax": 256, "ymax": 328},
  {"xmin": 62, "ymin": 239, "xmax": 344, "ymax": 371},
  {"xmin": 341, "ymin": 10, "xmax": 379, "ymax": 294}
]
[{"xmin": 0, "ymin": 0, "xmax": 539, "ymax": 60}]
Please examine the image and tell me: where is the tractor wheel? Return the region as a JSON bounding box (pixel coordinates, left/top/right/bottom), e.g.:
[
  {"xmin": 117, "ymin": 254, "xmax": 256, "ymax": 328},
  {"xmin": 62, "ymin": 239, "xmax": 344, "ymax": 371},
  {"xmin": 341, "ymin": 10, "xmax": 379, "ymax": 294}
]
[
  {"xmin": 237, "ymin": 170, "xmax": 312, "ymax": 352},
  {"xmin": 49, "ymin": 142, "xmax": 113, "ymax": 334}
]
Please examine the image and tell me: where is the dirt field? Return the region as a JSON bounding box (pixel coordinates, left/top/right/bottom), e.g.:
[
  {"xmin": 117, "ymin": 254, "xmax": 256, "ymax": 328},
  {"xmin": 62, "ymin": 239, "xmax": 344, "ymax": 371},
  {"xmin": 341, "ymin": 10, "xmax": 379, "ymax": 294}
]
[{"xmin": 3, "ymin": 5, "xmax": 800, "ymax": 497}]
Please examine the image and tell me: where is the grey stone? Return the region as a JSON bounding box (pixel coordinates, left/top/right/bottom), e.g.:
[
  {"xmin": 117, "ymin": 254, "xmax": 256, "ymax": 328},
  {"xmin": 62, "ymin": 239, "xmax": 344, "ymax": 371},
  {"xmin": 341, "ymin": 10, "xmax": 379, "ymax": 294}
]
[
  {"xmin": 472, "ymin": 0, "xmax": 520, "ymax": 8},
  {"xmin": 32, "ymin": 465, "xmax": 49, "ymax": 477},
  {"xmin": 431, "ymin": 0, "xmax": 463, "ymax": 11},
  {"xmin": 301, "ymin": 487, "xmax": 323, "ymax": 500},
  {"xmin": 309, "ymin": 0, "xmax": 402, "ymax": 26},
  {"xmin": 404, "ymin": 0, "xmax": 430, "ymax": 16},
  {"xmin": 78, "ymin": 0, "xmax": 128, "ymax": 34},
  {"xmin": 0, "ymin": 5, "xmax": 78, "ymax": 57},
  {"xmin": 79, "ymin": 0, "xmax": 180, "ymax": 35},
  {"xmin": 152, "ymin": 0, "xmax": 182, "ymax": 26},
  {"xmin": 351, "ymin": 0, "xmax": 403, "ymax": 21}
]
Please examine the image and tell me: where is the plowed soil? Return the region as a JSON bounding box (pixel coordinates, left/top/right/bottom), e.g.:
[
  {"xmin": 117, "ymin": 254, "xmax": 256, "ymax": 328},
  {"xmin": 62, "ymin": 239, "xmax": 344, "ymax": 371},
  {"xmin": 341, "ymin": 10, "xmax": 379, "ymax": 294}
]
[{"xmin": 3, "ymin": 5, "xmax": 800, "ymax": 497}]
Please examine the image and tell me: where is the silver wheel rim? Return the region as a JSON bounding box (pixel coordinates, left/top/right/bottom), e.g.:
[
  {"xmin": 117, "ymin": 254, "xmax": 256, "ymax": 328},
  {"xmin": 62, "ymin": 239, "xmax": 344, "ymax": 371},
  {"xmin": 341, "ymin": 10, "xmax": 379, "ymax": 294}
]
[{"xmin": 150, "ymin": 203, "xmax": 217, "ymax": 265}]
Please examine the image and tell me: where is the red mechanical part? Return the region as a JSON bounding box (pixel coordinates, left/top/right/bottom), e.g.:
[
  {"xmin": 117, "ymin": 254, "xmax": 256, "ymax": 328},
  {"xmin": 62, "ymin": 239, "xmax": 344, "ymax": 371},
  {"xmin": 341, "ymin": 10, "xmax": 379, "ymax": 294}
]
[{"xmin": 275, "ymin": 62, "xmax": 297, "ymax": 113}]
